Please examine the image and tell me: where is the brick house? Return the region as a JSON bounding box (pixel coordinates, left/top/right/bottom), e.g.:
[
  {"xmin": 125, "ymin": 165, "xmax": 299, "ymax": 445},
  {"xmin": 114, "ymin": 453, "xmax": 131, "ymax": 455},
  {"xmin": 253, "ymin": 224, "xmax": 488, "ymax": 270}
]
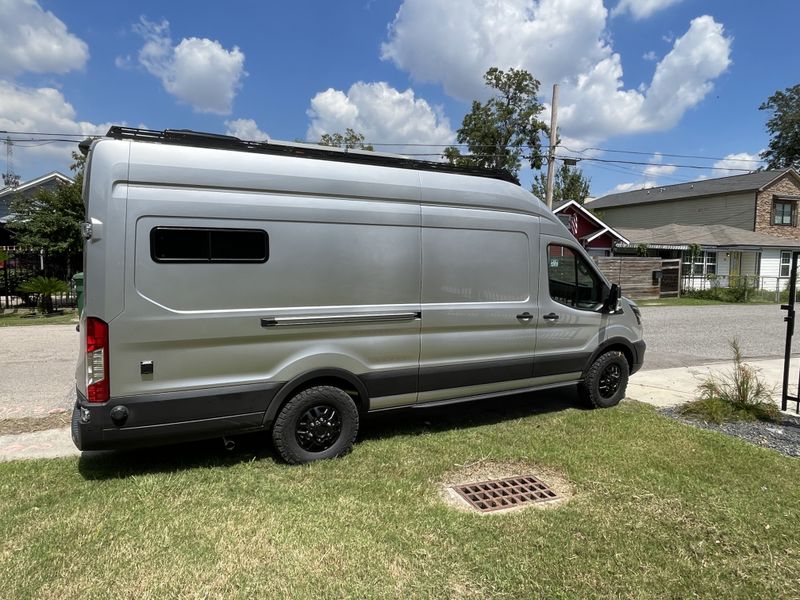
[{"xmin": 588, "ymin": 169, "xmax": 800, "ymax": 290}]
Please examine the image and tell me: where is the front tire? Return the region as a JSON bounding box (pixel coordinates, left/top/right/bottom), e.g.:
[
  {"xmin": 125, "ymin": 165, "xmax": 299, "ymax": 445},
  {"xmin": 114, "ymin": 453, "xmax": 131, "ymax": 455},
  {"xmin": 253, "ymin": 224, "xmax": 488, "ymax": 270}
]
[
  {"xmin": 579, "ymin": 351, "xmax": 629, "ymax": 408},
  {"xmin": 272, "ymin": 385, "xmax": 359, "ymax": 464}
]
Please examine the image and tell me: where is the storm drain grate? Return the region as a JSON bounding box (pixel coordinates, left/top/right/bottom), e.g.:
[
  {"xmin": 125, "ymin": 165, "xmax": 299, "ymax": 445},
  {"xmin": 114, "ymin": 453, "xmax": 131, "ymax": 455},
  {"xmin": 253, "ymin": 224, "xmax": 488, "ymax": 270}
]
[{"xmin": 452, "ymin": 476, "xmax": 559, "ymax": 512}]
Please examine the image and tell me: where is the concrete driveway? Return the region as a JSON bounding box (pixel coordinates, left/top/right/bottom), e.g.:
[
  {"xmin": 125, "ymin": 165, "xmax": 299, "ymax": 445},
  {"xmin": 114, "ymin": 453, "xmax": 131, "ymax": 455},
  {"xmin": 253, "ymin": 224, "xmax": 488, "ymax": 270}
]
[
  {"xmin": 0, "ymin": 324, "xmax": 78, "ymax": 419},
  {"xmin": 639, "ymin": 304, "xmax": 798, "ymax": 370}
]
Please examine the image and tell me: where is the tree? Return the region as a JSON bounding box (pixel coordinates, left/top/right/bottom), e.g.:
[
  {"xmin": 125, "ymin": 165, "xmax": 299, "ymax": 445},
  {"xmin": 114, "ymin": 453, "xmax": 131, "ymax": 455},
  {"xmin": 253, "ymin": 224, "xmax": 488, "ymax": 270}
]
[
  {"xmin": 759, "ymin": 83, "xmax": 800, "ymax": 170},
  {"xmin": 318, "ymin": 128, "xmax": 374, "ymax": 151},
  {"xmin": 8, "ymin": 151, "xmax": 85, "ymax": 275},
  {"xmin": 531, "ymin": 163, "xmax": 591, "ymax": 204},
  {"xmin": 443, "ymin": 67, "xmax": 548, "ymax": 176}
]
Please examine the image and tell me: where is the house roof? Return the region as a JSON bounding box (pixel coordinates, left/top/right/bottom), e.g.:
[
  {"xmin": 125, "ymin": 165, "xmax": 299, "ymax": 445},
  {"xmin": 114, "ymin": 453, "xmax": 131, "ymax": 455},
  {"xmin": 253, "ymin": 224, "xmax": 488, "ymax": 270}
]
[
  {"xmin": 553, "ymin": 199, "xmax": 630, "ymax": 245},
  {"xmin": 616, "ymin": 223, "xmax": 800, "ymax": 250},
  {"xmin": 0, "ymin": 171, "xmax": 73, "ymax": 222},
  {"xmin": 590, "ymin": 168, "xmax": 800, "ymax": 210}
]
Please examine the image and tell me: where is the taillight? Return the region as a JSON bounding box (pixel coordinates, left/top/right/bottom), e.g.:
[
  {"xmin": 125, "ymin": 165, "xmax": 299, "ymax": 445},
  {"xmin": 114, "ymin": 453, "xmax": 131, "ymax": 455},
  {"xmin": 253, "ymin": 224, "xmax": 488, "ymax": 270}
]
[{"xmin": 86, "ymin": 317, "xmax": 109, "ymax": 402}]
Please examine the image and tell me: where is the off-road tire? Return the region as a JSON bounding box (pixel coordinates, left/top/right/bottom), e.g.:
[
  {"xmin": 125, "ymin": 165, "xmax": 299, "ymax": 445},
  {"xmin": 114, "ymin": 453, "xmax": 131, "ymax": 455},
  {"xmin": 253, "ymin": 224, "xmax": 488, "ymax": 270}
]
[
  {"xmin": 579, "ymin": 350, "xmax": 629, "ymax": 408},
  {"xmin": 272, "ymin": 385, "xmax": 359, "ymax": 464}
]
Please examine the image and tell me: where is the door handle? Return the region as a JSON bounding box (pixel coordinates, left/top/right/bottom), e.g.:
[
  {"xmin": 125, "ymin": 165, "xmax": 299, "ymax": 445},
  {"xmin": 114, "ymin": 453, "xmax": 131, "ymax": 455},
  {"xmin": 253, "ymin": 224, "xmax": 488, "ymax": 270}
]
[
  {"xmin": 543, "ymin": 312, "xmax": 560, "ymax": 321},
  {"xmin": 516, "ymin": 312, "xmax": 533, "ymax": 321}
]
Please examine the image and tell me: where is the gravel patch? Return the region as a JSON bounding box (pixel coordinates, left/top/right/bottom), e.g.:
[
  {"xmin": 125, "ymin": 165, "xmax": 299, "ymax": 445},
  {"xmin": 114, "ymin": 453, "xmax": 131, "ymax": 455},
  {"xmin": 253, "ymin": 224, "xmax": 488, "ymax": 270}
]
[{"xmin": 660, "ymin": 406, "xmax": 800, "ymax": 457}]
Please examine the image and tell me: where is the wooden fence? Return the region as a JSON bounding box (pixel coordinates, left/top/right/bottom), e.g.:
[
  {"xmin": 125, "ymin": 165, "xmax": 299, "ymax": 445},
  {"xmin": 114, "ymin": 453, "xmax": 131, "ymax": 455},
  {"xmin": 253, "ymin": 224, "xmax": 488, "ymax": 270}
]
[{"xmin": 592, "ymin": 257, "xmax": 663, "ymax": 300}]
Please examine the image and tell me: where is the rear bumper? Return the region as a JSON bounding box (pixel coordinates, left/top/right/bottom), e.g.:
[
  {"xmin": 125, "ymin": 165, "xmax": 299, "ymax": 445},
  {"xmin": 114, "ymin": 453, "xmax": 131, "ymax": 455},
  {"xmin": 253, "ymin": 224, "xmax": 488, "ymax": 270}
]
[
  {"xmin": 631, "ymin": 340, "xmax": 646, "ymax": 375},
  {"xmin": 71, "ymin": 382, "xmax": 281, "ymax": 451}
]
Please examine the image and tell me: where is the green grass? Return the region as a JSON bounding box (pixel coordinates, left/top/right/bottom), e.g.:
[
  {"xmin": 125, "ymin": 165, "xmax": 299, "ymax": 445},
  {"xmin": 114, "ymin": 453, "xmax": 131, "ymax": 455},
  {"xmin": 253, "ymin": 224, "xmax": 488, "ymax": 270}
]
[
  {"xmin": 1, "ymin": 399, "xmax": 799, "ymax": 599},
  {"xmin": 637, "ymin": 296, "xmax": 777, "ymax": 307},
  {"xmin": 0, "ymin": 309, "xmax": 77, "ymax": 327}
]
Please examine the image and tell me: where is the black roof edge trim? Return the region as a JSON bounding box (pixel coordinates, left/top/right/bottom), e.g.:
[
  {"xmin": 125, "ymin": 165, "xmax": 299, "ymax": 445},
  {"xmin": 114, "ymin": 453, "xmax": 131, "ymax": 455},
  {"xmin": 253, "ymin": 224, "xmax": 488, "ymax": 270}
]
[{"xmin": 105, "ymin": 126, "xmax": 519, "ymax": 185}]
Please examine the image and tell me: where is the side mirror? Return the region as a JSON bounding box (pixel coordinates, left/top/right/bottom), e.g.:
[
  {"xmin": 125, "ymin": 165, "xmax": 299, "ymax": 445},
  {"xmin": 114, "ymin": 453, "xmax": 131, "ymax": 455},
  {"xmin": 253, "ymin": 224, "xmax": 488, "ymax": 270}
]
[{"xmin": 603, "ymin": 283, "xmax": 620, "ymax": 313}]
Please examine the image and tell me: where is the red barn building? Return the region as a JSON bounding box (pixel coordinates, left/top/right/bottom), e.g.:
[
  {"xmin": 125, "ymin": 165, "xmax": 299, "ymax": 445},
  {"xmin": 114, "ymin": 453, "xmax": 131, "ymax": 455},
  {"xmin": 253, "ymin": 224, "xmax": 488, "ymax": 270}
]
[{"xmin": 552, "ymin": 200, "xmax": 629, "ymax": 256}]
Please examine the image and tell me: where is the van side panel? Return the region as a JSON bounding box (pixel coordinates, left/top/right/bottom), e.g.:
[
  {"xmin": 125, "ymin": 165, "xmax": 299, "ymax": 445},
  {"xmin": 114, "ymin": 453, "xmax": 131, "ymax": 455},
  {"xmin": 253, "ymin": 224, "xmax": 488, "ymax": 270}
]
[
  {"xmin": 115, "ymin": 186, "xmax": 421, "ymax": 405},
  {"xmin": 417, "ymin": 206, "xmax": 539, "ymax": 403}
]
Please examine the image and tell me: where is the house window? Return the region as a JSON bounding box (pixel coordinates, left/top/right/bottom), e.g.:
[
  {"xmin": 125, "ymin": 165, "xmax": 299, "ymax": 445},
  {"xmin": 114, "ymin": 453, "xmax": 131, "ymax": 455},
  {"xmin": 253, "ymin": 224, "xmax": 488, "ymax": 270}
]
[
  {"xmin": 681, "ymin": 250, "xmax": 717, "ymax": 277},
  {"xmin": 780, "ymin": 251, "xmax": 792, "ymax": 278},
  {"xmin": 773, "ymin": 200, "xmax": 795, "ymax": 226}
]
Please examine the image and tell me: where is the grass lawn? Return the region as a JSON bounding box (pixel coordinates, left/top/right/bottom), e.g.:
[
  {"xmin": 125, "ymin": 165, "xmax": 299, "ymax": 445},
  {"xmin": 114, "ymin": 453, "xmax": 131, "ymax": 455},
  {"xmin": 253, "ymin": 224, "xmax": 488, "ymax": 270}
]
[
  {"xmin": 0, "ymin": 309, "xmax": 77, "ymax": 327},
  {"xmin": 637, "ymin": 297, "xmax": 776, "ymax": 307},
  {"xmin": 1, "ymin": 397, "xmax": 798, "ymax": 599}
]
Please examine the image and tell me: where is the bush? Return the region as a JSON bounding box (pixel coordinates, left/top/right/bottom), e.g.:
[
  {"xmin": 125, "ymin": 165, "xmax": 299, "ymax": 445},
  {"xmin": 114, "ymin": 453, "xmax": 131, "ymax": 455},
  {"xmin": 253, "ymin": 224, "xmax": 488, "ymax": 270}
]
[
  {"xmin": 680, "ymin": 339, "xmax": 781, "ymax": 423},
  {"xmin": 17, "ymin": 276, "xmax": 69, "ymax": 314}
]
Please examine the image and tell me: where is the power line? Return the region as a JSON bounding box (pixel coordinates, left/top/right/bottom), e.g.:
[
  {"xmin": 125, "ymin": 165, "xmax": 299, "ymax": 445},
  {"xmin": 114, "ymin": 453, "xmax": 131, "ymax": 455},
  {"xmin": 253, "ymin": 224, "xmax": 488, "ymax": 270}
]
[{"xmin": 0, "ymin": 129, "xmax": 764, "ymax": 173}]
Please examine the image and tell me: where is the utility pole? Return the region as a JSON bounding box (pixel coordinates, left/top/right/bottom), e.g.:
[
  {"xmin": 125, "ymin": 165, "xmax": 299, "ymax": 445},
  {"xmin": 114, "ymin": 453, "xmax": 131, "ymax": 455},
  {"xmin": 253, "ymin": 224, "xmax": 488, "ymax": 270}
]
[
  {"xmin": 544, "ymin": 83, "xmax": 559, "ymax": 210},
  {"xmin": 3, "ymin": 136, "xmax": 20, "ymax": 189}
]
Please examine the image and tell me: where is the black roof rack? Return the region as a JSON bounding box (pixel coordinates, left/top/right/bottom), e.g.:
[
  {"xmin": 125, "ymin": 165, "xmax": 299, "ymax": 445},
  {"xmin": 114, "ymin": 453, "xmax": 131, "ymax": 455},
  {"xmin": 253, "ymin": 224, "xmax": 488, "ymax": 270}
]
[{"xmin": 105, "ymin": 126, "xmax": 519, "ymax": 185}]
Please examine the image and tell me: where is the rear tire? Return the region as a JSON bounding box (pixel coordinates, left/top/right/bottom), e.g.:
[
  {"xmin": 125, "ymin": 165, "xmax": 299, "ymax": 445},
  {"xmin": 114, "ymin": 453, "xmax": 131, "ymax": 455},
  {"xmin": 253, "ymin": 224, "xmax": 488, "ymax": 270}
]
[
  {"xmin": 579, "ymin": 351, "xmax": 629, "ymax": 408},
  {"xmin": 272, "ymin": 385, "xmax": 359, "ymax": 464}
]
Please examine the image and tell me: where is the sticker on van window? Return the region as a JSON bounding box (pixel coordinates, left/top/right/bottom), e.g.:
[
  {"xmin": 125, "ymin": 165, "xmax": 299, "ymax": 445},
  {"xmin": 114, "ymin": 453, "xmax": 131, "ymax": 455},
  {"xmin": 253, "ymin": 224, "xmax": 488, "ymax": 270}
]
[{"xmin": 550, "ymin": 259, "xmax": 559, "ymax": 267}]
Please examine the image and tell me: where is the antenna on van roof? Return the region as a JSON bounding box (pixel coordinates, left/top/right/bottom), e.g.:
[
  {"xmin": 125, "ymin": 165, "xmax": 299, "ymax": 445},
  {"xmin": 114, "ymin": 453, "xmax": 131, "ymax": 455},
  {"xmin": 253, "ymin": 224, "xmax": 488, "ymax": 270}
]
[{"xmin": 104, "ymin": 126, "xmax": 520, "ymax": 185}]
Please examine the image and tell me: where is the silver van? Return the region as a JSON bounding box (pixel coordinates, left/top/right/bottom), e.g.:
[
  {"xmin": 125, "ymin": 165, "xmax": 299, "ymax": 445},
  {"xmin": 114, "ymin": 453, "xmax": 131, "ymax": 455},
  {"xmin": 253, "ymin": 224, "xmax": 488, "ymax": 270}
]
[{"xmin": 72, "ymin": 127, "xmax": 645, "ymax": 463}]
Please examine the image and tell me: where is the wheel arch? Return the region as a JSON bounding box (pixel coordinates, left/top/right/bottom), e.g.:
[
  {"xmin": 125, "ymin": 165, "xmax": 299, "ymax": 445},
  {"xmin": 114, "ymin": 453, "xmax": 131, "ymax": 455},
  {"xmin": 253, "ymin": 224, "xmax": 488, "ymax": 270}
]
[
  {"xmin": 584, "ymin": 337, "xmax": 635, "ymax": 375},
  {"xmin": 262, "ymin": 368, "xmax": 369, "ymax": 428}
]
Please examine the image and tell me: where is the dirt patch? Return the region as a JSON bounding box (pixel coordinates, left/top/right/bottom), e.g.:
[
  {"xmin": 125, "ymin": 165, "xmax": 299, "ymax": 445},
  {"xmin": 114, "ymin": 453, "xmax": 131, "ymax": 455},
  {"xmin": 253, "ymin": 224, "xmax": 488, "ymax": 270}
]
[
  {"xmin": 0, "ymin": 411, "xmax": 70, "ymax": 435},
  {"xmin": 437, "ymin": 459, "xmax": 574, "ymax": 514}
]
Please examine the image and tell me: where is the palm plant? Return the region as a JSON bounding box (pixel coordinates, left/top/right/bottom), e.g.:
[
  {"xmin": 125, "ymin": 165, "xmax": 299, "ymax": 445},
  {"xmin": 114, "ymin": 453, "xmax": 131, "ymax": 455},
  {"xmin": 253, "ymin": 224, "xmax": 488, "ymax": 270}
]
[{"xmin": 18, "ymin": 276, "xmax": 69, "ymax": 314}]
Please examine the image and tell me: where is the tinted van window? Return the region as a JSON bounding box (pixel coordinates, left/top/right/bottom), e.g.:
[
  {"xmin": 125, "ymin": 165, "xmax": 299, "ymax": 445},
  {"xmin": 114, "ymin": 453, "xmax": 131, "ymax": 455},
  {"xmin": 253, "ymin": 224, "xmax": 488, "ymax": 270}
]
[{"xmin": 151, "ymin": 227, "xmax": 268, "ymax": 263}]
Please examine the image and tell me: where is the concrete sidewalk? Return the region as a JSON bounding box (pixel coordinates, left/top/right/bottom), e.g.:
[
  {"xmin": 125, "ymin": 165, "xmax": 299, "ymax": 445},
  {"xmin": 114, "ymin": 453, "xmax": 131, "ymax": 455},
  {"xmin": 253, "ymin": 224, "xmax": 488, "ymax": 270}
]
[
  {"xmin": 1, "ymin": 357, "xmax": 797, "ymax": 462},
  {"xmin": 627, "ymin": 357, "xmax": 794, "ymax": 408}
]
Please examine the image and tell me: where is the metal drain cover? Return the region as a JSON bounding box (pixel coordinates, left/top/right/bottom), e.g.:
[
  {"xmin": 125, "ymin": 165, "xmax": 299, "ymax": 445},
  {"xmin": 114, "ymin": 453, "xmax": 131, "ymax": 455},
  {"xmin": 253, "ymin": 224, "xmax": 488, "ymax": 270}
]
[{"xmin": 452, "ymin": 475, "xmax": 559, "ymax": 512}]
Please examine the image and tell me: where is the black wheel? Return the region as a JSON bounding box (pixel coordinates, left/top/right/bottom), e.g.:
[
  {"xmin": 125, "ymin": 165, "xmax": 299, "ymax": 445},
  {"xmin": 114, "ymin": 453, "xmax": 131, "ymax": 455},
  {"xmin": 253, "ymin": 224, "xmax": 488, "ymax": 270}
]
[
  {"xmin": 271, "ymin": 385, "xmax": 359, "ymax": 464},
  {"xmin": 579, "ymin": 351, "xmax": 629, "ymax": 408}
]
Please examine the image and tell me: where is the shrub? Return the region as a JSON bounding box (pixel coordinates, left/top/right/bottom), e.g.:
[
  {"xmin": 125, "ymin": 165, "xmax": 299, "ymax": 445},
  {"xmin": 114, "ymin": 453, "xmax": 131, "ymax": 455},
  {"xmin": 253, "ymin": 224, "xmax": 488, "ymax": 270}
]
[
  {"xmin": 680, "ymin": 339, "xmax": 781, "ymax": 423},
  {"xmin": 17, "ymin": 276, "xmax": 69, "ymax": 314}
]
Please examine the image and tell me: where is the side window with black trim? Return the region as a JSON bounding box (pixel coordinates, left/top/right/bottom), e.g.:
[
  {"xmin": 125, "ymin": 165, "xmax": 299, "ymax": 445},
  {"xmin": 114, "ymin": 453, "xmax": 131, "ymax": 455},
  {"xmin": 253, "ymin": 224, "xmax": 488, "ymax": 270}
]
[
  {"xmin": 151, "ymin": 227, "xmax": 268, "ymax": 263},
  {"xmin": 547, "ymin": 245, "xmax": 603, "ymax": 310}
]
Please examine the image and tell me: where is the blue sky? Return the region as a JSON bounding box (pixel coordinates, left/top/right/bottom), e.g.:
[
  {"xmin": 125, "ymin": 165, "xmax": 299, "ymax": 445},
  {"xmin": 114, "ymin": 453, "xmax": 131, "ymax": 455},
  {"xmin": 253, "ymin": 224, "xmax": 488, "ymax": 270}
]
[{"xmin": 1, "ymin": 0, "xmax": 798, "ymax": 197}]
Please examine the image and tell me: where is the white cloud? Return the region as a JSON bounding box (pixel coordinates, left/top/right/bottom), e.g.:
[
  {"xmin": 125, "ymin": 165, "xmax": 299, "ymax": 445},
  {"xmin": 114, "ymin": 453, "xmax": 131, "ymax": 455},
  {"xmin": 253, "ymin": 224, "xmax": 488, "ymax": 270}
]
[
  {"xmin": 130, "ymin": 17, "xmax": 245, "ymax": 115},
  {"xmin": 601, "ymin": 180, "xmax": 657, "ymax": 196},
  {"xmin": 0, "ymin": 81, "xmax": 111, "ymax": 174},
  {"xmin": 611, "ymin": 0, "xmax": 684, "ymax": 20},
  {"xmin": 642, "ymin": 50, "xmax": 658, "ymax": 61},
  {"xmin": 225, "ymin": 118, "xmax": 269, "ymax": 141},
  {"xmin": 306, "ymin": 82, "xmax": 454, "ymax": 155},
  {"xmin": 0, "ymin": 0, "xmax": 88, "ymax": 77},
  {"xmin": 712, "ymin": 152, "xmax": 763, "ymax": 175},
  {"xmin": 381, "ymin": 1, "xmax": 731, "ymax": 147},
  {"xmin": 643, "ymin": 153, "xmax": 677, "ymax": 178}
]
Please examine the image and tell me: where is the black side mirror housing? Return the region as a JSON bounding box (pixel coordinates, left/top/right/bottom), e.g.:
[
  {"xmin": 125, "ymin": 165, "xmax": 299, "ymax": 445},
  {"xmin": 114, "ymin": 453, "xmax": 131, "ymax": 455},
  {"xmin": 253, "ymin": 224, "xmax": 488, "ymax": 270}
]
[{"xmin": 603, "ymin": 283, "xmax": 621, "ymax": 313}]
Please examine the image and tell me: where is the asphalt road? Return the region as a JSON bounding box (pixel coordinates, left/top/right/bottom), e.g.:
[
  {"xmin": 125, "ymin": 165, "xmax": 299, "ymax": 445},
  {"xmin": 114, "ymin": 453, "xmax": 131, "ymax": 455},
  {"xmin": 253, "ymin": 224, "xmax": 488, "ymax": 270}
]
[
  {"xmin": 639, "ymin": 304, "xmax": 799, "ymax": 370},
  {"xmin": 0, "ymin": 324, "xmax": 78, "ymax": 419}
]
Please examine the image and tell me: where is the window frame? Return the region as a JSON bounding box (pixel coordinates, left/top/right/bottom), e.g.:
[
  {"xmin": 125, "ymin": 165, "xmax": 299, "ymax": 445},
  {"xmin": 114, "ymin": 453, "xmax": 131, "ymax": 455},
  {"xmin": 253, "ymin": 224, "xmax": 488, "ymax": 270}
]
[
  {"xmin": 780, "ymin": 251, "xmax": 792, "ymax": 278},
  {"xmin": 150, "ymin": 226, "xmax": 269, "ymax": 264},
  {"xmin": 772, "ymin": 199, "xmax": 796, "ymax": 227},
  {"xmin": 681, "ymin": 250, "xmax": 717, "ymax": 278},
  {"xmin": 546, "ymin": 243, "xmax": 605, "ymax": 311}
]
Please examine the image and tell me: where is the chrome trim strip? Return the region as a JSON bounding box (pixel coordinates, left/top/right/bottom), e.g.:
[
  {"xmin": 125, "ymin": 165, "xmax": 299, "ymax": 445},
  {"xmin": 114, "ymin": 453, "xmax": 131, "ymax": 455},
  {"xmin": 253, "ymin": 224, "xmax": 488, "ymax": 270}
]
[{"xmin": 261, "ymin": 312, "xmax": 421, "ymax": 328}]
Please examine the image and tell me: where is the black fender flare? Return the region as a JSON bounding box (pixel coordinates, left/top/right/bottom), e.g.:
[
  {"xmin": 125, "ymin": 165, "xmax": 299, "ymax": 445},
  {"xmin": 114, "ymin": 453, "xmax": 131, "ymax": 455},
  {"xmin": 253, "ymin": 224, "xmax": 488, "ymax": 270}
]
[
  {"xmin": 261, "ymin": 368, "xmax": 370, "ymax": 428},
  {"xmin": 583, "ymin": 337, "xmax": 637, "ymax": 376}
]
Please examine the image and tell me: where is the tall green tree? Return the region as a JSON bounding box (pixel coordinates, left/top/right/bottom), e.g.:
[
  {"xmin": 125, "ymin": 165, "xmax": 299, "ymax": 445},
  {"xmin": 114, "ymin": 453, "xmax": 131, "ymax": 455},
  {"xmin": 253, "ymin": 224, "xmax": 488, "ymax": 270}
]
[
  {"xmin": 531, "ymin": 163, "xmax": 592, "ymax": 204},
  {"xmin": 759, "ymin": 83, "xmax": 800, "ymax": 170},
  {"xmin": 8, "ymin": 151, "xmax": 85, "ymax": 275},
  {"xmin": 318, "ymin": 128, "xmax": 374, "ymax": 151},
  {"xmin": 443, "ymin": 67, "xmax": 548, "ymax": 176}
]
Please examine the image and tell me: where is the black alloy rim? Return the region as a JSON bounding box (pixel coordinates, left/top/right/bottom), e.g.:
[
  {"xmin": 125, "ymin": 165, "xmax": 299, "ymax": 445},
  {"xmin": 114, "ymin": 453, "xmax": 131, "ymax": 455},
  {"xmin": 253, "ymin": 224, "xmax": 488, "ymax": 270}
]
[
  {"xmin": 598, "ymin": 364, "xmax": 622, "ymax": 398},
  {"xmin": 296, "ymin": 405, "xmax": 342, "ymax": 452}
]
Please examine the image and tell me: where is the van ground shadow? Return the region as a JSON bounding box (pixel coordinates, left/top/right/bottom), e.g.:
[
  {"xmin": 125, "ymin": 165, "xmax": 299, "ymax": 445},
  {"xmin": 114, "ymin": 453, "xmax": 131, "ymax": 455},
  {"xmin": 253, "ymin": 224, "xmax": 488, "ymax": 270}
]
[{"xmin": 77, "ymin": 386, "xmax": 585, "ymax": 481}]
